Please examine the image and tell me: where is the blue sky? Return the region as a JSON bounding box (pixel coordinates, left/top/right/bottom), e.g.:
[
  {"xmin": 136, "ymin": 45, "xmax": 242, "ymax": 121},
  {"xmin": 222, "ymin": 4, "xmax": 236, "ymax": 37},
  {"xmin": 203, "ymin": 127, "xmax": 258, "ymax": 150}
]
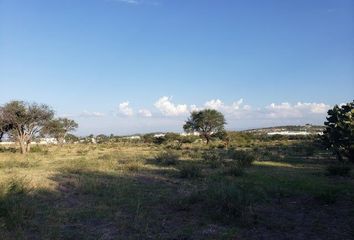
[{"xmin": 0, "ymin": 0, "xmax": 353, "ymax": 135}]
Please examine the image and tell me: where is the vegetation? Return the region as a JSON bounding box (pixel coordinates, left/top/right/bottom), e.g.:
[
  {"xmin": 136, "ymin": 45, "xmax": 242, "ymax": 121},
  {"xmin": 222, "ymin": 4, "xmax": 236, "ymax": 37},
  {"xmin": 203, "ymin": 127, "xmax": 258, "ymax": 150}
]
[
  {"xmin": 42, "ymin": 118, "xmax": 78, "ymax": 144},
  {"xmin": 322, "ymin": 100, "xmax": 353, "ymax": 162},
  {"xmin": 0, "ymin": 101, "xmax": 353, "ymax": 239},
  {"xmin": 184, "ymin": 109, "xmax": 226, "ymax": 144},
  {"xmin": 0, "ymin": 101, "xmax": 54, "ymax": 154},
  {"xmin": 0, "ymin": 101, "xmax": 78, "ymax": 153},
  {"xmin": 0, "ymin": 135, "xmax": 353, "ymax": 239}
]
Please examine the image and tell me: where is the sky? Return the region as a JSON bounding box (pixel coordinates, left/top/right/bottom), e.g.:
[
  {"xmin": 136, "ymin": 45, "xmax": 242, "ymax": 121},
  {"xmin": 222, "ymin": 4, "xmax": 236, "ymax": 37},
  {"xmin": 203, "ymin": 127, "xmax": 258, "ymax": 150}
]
[{"xmin": 0, "ymin": 0, "xmax": 353, "ymax": 135}]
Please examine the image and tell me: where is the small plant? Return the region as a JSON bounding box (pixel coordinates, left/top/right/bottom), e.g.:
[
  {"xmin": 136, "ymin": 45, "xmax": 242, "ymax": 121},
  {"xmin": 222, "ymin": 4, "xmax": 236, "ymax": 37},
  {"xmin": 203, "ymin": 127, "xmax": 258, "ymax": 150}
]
[
  {"xmin": 179, "ymin": 165, "xmax": 202, "ymax": 178},
  {"xmin": 154, "ymin": 150, "xmax": 180, "ymax": 165},
  {"xmin": 325, "ymin": 164, "xmax": 351, "ymax": 176}
]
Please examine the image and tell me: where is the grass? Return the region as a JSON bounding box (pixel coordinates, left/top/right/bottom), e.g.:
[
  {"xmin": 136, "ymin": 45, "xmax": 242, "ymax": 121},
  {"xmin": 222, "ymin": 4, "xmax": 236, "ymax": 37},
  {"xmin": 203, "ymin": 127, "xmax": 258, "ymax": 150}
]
[{"xmin": 0, "ymin": 141, "xmax": 353, "ymax": 239}]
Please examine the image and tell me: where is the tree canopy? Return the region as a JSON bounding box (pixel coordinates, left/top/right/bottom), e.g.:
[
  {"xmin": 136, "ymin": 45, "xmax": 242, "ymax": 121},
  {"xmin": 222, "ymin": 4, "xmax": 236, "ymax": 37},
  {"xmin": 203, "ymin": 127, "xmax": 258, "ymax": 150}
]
[
  {"xmin": 183, "ymin": 109, "xmax": 226, "ymax": 144},
  {"xmin": 322, "ymin": 100, "xmax": 354, "ymax": 162},
  {"xmin": 1, "ymin": 101, "xmax": 54, "ymax": 153},
  {"xmin": 42, "ymin": 118, "xmax": 78, "ymax": 144}
]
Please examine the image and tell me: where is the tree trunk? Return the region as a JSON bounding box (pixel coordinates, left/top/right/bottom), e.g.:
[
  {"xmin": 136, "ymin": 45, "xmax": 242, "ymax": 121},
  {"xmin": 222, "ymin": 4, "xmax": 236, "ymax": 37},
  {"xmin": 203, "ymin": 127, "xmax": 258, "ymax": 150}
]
[
  {"xmin": 19, "ymin": 139, "xmax": 27, "ymax": 154},
  {"xmin": 26, "ymin": 140, "xmax": 31, "ymax": 153}
]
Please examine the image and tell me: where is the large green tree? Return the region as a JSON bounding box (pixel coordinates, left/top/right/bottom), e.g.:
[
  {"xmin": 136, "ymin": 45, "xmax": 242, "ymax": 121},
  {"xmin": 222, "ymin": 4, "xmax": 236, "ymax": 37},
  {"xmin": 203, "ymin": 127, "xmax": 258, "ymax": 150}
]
[
  {"xmin": 42, "ymin": 118, "xmax": 78, "ymax": 144},
  {"xmin": 322, "ymin": 101, "xmax": 354, "ymax": 162},
  {"xmin": 184, "ymin": 109, "xmax": 226, "ymax": 144},
  {"xmin": 1, "ymin": 101, "xmax": 54, "ymax": 154}
]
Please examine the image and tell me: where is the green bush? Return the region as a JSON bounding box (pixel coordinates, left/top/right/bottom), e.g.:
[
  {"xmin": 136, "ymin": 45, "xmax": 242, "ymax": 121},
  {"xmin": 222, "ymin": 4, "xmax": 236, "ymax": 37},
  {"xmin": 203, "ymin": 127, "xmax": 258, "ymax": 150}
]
[
  {"xmin": 154, "ymin": 150, "xmax": 180, "ymax": 165},
  {"xmin": 202, "ymin": 150, "xmax": 223, "ymax": 162},
  {"xmin": 325, "ymin": 164, "xmax": 351, "ymax": 176},
  {"xmin": 179, "ymin": 165, "xmax": 202, "ymax": 178},
  {"xmin": 227, "ymin": 149, "xmax": 256, "ymax": 167}
]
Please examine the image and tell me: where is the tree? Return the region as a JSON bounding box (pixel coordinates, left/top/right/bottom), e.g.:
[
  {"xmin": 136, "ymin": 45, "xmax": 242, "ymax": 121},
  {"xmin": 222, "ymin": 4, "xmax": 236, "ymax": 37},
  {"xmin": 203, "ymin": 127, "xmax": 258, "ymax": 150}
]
[
  {"xmin": 183, "ymin": 109, "xmax": 226, "ymax": 144},
  {"xmin": 65, "ymin": 133, "xmax": 79, "ymax": 143},
  {"xmin": 0, "ymin": 107, "xmax": 13, "ymax": 141},
  {"xmin": 1, "ymin": 101, "xmax": 54, "ymax": 154},
  {"xmin": 42, "ymin": 118, "xmax": 78, "ymax": 144},
  {"xmin": 322, "ymin": 101, "xmax": 354, "ymax": 162}
]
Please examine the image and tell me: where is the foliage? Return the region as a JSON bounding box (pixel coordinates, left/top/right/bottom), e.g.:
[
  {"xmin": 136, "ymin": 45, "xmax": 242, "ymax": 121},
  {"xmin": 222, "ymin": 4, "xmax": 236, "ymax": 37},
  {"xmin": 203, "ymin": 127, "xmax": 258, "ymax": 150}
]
[
  {"xmin": 0, "ymin": 108, "xmax": 13, "ymax": 142},
  {"xmin": 0, "ymin": 101, "xmax": 54, "ymax": 154},
  {"xmin": 322, "ymin": 101, "xmax": 354, "ymax": 162},
  {"xmin": 202, "ymin": 150, "xmax": 223, "ymax": 162},
  {"xmin": 227, "ymin": 149, "xmax": 256, "ymax": 167},
  {"xmin": 42, "ymin": 117, "xmax": 78, "ymax": 144},
  {"xmin": 184, "ymin": 109, "xmax": 226, "ymax": 144},
  {"xmin": 65, "ymin": 133, "xmax": 79, "ymax": 143}
]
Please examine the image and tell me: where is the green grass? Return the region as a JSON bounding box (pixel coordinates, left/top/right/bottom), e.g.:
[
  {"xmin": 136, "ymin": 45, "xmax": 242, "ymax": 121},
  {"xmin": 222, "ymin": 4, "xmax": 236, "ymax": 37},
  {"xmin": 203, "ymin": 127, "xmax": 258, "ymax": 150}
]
[{"xmin": 0, "ymin": 141, "xmax": 353, "ymax": 239}]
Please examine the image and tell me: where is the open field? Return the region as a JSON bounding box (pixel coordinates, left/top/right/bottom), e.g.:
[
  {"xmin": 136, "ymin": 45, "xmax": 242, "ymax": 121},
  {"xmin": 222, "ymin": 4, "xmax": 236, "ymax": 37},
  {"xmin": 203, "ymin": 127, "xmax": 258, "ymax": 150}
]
[{"xmin": 0, "ymin": 139, "xmax": 353, "ymax": 240}]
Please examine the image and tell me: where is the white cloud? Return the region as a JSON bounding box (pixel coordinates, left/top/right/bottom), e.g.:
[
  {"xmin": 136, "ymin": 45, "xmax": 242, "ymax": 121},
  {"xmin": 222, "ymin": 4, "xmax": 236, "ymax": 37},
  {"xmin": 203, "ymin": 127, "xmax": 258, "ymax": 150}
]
[
  {"xmin": 119, "ymin": 101, "xmax": 134, "ymax": 116},
  {"xmin": 205, "ymin": 99, "xmax": 224, "ymax": 110},
  {"xmin": 189, "ymin": 104, "xmax": 199, "ymax": 112},
  {"xmin": 138, "ymin": 109, "xmax": 152, "ymax": 117},
  {"xmin": 80, "ymin": 111, "xmax": 105, "ymax": 118},
  {"xmin": 265, "ymin": 102, "xmax": 330, "ymax": 118},
  {"xmin": 203, "ymin": 98, "xmax": 251, "ymax": 118},
  {"xmin": 154, "ymin": 96, "xmax": 189, "ymax": 116}
]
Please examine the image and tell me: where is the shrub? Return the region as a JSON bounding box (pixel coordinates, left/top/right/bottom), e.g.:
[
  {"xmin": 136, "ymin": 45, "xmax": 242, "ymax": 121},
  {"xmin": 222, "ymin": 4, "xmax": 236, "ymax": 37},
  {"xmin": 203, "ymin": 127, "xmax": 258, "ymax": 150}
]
[
  {"xmin": 202, "ymin": 150, "xmax": 223, "ymax": 162},
  {"xmin": 154, "ymin": 150, "xmax": 180, "ymax": 166},
  {"xmin": 325, "ymin": 164, "xmax": 351, "ymax": 176},
  {"xmin": 227, "ymin": 150, "xmax": 256, "ymax": 167},
  {"xmin": 179, "ymin": 165, "xmax": 202, "ymax": 178}
]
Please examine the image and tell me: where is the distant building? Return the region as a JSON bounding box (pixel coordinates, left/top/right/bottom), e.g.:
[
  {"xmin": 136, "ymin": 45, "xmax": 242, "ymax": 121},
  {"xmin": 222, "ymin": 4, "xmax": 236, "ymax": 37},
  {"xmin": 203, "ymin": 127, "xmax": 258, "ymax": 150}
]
[
  {"xmin": 153, "ymin": 134, "xmax": 166, "ymax": 138},
  {"xmin": 123, "ymin": 136, "xmax": 141, "ymax": 140},
  {"xmin": 267, "ymin": 131, "xmax": 311, "ymax": 136},
  {"xmin": 180, "ymin": 132, "xmax": 200, "ymax": 136},
  {"xmin": 37, "ymin": 138, "xmax": 59, "ymax": 144}
]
